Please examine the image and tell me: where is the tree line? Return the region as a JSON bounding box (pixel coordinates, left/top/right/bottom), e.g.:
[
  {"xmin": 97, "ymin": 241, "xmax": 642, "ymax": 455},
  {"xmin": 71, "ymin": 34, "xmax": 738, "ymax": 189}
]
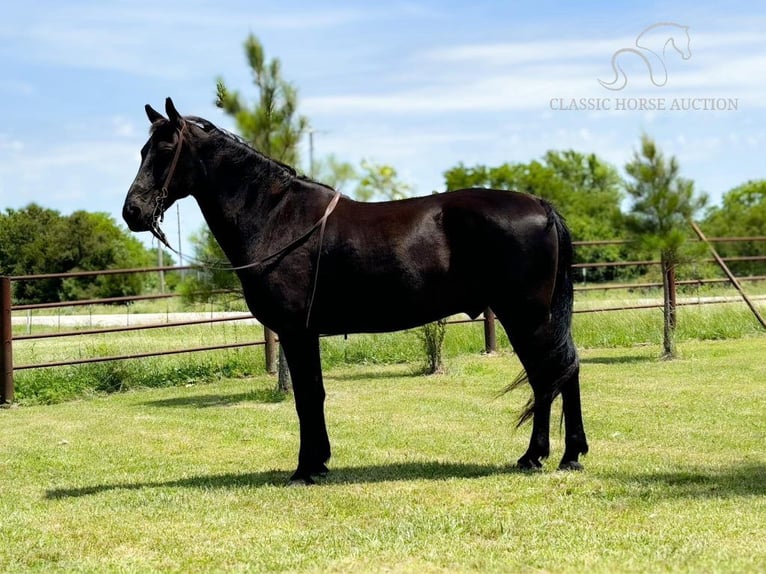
[
  {"xmin": 0, "ymin": 205, "xmax": 174, "ymax": 304},
  {"xmin": 2, "ymin": 33, "xmax": 765, "ymax": 309}
]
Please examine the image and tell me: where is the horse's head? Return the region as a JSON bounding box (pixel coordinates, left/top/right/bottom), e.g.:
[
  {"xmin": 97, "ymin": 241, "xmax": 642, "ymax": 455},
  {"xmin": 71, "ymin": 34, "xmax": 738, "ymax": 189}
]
[
  {"xmin": 668, "ymin": 25, "xmax": 692, "ymax": 61},
  {"xmin": 123, "ymin": 98, "xmax": 201, "ymax": 246}
]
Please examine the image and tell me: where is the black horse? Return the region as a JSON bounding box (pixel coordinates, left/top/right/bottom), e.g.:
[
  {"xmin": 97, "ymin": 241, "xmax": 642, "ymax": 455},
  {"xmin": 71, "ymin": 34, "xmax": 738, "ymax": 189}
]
[{"xmin": 123, "ymin": 98, "xmax": 588, "ymax": 484}]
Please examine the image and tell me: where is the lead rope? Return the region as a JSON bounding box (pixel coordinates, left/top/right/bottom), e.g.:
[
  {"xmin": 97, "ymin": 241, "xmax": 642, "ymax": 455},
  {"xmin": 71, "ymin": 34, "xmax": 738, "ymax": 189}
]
[{"xmin": 305, "ymin": 190, "xmax": 341, "ymax": 328}]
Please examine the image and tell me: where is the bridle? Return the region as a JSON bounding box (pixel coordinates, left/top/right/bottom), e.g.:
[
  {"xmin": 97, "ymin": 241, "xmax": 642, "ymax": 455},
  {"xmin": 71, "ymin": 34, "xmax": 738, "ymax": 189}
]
[
  {"xmin": 148, "ymin": 121, "xmax": 341, "ymax": 328},
  {"xmin": 149, "ymin": 122, "xmax": 187, "ymax": 249}
]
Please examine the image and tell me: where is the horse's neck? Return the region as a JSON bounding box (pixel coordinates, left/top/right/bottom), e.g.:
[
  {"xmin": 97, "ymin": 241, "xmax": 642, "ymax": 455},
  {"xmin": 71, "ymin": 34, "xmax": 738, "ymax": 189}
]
[
  {"xmin": 193, "ymin": 146, "xmax": 291, "ymax": 266},
  {"xmin": 192, "ymin": 194, "xmax": 250, "ymax": 266}
]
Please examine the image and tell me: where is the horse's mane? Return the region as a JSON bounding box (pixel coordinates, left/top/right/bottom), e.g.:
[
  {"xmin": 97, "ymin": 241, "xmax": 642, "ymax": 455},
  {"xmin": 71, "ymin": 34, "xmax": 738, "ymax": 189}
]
[
  {"xmin": 183, "ymin": 115, "xmax": 337, "ymax": 193},
  {"xmin": 180, "ymin": 115, "xmax": 294, "ymax": 175},
  {"xmin": 148, "ymin": 114, "xmax": 337, "ymax": 193}
]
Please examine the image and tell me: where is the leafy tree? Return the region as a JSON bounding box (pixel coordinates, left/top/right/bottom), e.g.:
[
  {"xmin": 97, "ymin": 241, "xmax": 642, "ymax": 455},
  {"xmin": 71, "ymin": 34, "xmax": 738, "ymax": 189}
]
[
  {"xmin": 57, "ymin": 211, "xmax": 162, "ymax": 301},
  {"xmin": 702, "ymin": 180, "xmax": 766, "ymax": 276},
  {"xmin": 312, "ymin": 154, "xmax": 357, "ymax": 194},
  {"xmin": 310, "ymin": 157, "xmax": 411, "ymax": 203},
  {"xmin": 443, "ymin": 151, "xmax": 627, "ymax": 281},
  {"xmin": 0, "ymin": 205, "xmax": 157, "ymax": 304},
  {"xmin": 623, "ymin": 134, "xmax": 708, "ymax": 358},
  {"xmin": 354, "ymin": 160, "xmax": 412, "ymax": 202},
  {"xmin": 0, "ymin": 204, "xmax": 67, "ymax": 302},
  {"xmin": 215, "ymin": 34, "xmax": 308, "ymax": 164},
  {"xmin": 177, "ymin": 227, "xmax": 242, "ymax": 306}
]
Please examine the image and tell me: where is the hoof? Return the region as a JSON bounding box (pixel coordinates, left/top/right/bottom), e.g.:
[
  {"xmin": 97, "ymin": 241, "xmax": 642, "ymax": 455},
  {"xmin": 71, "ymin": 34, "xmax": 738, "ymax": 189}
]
[
  {"xmin": 516, "ymin": 458, "xmax": 543, "ymax": 472},
  {"xmin": 558, "ymin": 460, "xmax": 584, "ymax": 471},
  {"xmin": 288, "ymin": 462, "xmax": 329, "ymax": 486},
  {"xmin": 310, "ymin": 464, "xmax": 329, "ymax": 478},
  {"xmin": 287, "ymin": 475, "xmax": 316, "ymax": 487}
]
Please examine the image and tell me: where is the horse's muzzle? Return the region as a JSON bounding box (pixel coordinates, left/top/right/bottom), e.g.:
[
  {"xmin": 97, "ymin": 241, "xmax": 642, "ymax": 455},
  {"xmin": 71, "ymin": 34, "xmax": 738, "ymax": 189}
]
[{"xmin": 122, "ymin": 199, "xmax": 152, "ymax": 232}]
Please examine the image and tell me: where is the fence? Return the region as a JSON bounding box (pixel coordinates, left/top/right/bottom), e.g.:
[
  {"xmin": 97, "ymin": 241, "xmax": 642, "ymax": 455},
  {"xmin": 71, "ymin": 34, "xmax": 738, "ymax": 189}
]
[{"xmin": 2, "ymin": 234, "xmax": 766, "ymax": 405}]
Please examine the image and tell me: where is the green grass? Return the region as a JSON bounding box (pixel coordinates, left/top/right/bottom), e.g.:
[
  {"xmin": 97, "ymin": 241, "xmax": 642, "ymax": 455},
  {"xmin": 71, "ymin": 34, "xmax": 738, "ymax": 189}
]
[{"xmin": 1, "ymin": 337, "xmax": 765, "ymax": 573}]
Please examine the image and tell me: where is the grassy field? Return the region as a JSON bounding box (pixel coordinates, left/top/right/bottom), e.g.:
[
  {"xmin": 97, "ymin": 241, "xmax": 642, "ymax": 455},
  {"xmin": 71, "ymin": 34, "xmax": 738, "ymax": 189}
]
[
  {"xmin": 1, "ymin": 337, "xmax": 764, "ymax": 573},
  {"xmin": 11, "ymin": 295, "xmax": 766, "ymax": 404}
]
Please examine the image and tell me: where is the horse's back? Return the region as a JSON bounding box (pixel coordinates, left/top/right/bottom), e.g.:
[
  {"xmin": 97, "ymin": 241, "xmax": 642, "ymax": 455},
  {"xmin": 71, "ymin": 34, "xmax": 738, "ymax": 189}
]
[
  {"xmin": 332, "ymin": 187, "xmax": 553, "ymax": 270},
  {"xmin": 314, "ymin": 188, "xmax": 559, "ymax": 333}
]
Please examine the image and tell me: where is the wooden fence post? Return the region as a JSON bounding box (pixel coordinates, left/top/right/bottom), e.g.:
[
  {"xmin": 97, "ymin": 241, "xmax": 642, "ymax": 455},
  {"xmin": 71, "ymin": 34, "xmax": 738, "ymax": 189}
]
[
  {"xmin": 483, "ymin": 307, "xmax": 497, "ymax": 354},
  {"xmin": 1, "ymin": 277, "xmax": 13, "ymax": 405},
  {"xmin": 264, "ymin": 327, "xmax": 277, "ymax": 374},
  {"xmin": 277, "ymin": 346, "xmax": 292, "ymax": 393},
  {"xmin": 664, "ymin": 258, "xmax": 677, "ymax": 330},
  {"xmin": 661, "ymin": 257, "xmax": 677, "ymax": 358}
]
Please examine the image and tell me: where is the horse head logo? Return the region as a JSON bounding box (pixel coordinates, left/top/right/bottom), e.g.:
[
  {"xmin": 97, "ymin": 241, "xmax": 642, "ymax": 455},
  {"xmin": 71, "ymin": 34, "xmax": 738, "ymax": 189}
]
[{"xmin": 599, "ymin": 22, "xmax": 691, "ymax": 91}]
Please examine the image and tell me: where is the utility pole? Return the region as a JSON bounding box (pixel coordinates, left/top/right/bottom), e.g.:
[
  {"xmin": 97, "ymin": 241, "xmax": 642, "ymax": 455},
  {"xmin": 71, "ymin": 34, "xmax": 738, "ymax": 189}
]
[
  {"xmin": 307, "ymin": 127, "xmax": 329, "ymax": 178},
  {"xmin": 309, "ymin": 129, "xmax": 315, "ymax": 178},
  {"xmin": 176, "ymin": 204, "xmax": 184, "ymax": 278}
]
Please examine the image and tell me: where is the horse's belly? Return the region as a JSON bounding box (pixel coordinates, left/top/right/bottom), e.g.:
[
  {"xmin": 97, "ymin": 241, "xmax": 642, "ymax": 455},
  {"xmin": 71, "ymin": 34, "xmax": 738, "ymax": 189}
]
[{"xmin": 318, "ymin": 278, "xmax": 479, "ymax": 334}]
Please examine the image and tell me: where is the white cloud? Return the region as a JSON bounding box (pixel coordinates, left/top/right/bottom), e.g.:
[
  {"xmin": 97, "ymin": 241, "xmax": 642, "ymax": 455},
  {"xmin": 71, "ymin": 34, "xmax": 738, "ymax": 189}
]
[
  {"xmin": 111, "ymin": 117, "xmax": 137, "ymax": 138},
  {"xmin": 0, "ymin": 132, "xmax": 140, "ymax": 210},
  {"xmin": 0, "ymin": 135, "xmax": 24, "ymax": 152},
  {"xmin": 2, "ymin": 3, "xmax": 405, "ymax": 80},
  {"xmin": 422, "ymin": 37, "xmax": 630, "ymax": 66},
  {"xmin": 305, "ymin": 70, "xmax": 593, "ymax": 116},
  {"xmin": 304, "ymin": 21, "xmax": 766, "ymax": 117}
]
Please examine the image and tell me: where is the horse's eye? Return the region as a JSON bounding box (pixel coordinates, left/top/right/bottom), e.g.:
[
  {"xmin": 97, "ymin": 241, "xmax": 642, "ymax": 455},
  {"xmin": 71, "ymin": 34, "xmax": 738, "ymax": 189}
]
[{"xmin": 158, "ymin": 142, "xmax": 175, "ymax": 153}]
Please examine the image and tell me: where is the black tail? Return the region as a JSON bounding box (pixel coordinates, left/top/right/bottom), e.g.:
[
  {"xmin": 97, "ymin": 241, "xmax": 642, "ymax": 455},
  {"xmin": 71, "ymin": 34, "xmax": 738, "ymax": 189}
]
[
  {"xmin": 503, "ymin": 200, "xmax": 579, "ymax": 426},
  {"xmin": 546, "ymin": 201, "xmax": 577, "ymax": 367}
]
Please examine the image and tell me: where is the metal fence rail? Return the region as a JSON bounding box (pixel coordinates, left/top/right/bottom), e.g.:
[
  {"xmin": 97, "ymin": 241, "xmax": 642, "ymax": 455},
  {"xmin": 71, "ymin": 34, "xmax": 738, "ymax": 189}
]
[
  {"xmin": 14, "ymin": 313, "xmax": 255, "ymax": 341},
  {"xmin": 2, "ymin": 234, "xmax": 765, "ymax": 405}
]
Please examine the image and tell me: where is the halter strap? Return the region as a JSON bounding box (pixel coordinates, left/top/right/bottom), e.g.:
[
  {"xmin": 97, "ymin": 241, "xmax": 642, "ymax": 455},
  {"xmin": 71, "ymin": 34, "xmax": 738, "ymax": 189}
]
[
  {"xmin": 161, "ymin": 122, "xmax": 187, "ymax": 197},
  {"xmin": 226, "ymin": 190, "xmax": 341, "ymax": 272},
  {"xmin": 150, "ymin": 122, "xmax": 187, "ymax": 241}
]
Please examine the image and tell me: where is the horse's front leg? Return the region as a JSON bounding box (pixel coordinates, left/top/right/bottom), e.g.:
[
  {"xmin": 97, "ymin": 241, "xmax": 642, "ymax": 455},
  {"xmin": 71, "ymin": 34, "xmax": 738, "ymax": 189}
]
[{"xmin": 278, "ymin": 331, "xmax": 331, "ymax": 485}]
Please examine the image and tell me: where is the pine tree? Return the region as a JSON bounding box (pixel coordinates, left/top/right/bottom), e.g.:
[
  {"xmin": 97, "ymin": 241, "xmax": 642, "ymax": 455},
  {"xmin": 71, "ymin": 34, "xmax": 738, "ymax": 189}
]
[
  {"xmin": 624, "ymin": 134, "xmax": 707, "ymax": 358},
  {"xmin": 215, "ymin": 34, "xmax": 309, "ymax": 390}
]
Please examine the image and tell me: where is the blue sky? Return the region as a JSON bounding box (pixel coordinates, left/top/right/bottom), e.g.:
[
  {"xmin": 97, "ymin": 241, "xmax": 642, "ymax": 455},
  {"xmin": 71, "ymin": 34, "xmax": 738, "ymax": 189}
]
[{"xmin": 2, "ymin": 0, "xmax": 765, "ymax": 256}]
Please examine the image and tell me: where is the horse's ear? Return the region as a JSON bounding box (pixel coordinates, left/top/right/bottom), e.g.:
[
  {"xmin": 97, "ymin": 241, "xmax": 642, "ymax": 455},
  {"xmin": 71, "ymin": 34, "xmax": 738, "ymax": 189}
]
[
  {"xmin": 145, "ymin": 104, "xmax": 165, "ymax": 124},
  {"xmin": 165, "ymin": 97, "xmax": 182, "ymax": 126}
]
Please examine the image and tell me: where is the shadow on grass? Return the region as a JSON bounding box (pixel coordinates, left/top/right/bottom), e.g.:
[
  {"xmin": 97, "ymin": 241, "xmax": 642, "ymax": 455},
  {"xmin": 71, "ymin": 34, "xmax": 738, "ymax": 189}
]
[
  {"xmin": 605, "ymin": 463, "xmax": 766, "ymax": 498},
  {"xmin": 581, "ymin": 354, "xmax": 656, "ymax": 366},
  {"xmin": 327, "ymin": 367, "xmax": 420, "ymax": 382},
  {"xmin": 45, "ymin": 461, "xmax": 521, "ymax": 499},
  {"xmin": 45, "ymin": 461, "xmax": 766, "ymax": 500},
  {"xmin": 142, "ymin": 388, "xmax": 286, "ymax": 408}
]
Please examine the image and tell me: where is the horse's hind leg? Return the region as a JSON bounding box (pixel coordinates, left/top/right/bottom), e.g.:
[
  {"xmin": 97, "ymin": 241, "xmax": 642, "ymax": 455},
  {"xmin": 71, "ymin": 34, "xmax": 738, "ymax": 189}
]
[
  {"xmin": 517, "ymin": 373, "xmax": 554, "ymax": 470},
  {"xmin": 495, "ymin": 306, "xmax": 580, "ymax": 470},
  {"xmin": 494, "ymin": 309, "xmax": 556, "ymax": 469},
  {"xmin": 558, "ymin": 362, "xmax": 589, "ymax": 470}
]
